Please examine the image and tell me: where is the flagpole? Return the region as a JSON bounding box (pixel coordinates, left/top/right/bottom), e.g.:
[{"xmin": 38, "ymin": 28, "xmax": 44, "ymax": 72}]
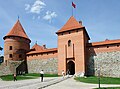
[
  {"xmin": 72, "ymin": 0, "xmax": 73, "ymax": 16},
  {"xmin": 72, "ymin": 5, "xmax": 73, "ymax": 16},
  {"xmin": 71, "ymin": 1, "xmax": 76, "ymax": 17}
]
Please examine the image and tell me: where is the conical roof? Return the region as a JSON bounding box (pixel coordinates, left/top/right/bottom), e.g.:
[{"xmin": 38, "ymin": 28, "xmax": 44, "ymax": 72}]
[
  {"xmin": 56, "ymin": 16, "xmax": 84, "ymax": 33},
  {"xmin": 4, "ymin": 20, "xmax": 30, "ymax": 41}
]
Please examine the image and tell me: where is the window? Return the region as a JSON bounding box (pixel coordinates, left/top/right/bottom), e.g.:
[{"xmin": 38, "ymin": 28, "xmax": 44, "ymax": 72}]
[
  {"xmin": 19, "ymin": 54, "xmax": 22, "ymax": 58},
  {"xmin": 68, "ymin": 40, "xmax": 71, "ymax": 47},
  {"xmin": 69, "ymin": 31, "xmax": 71, "ymax": 34},
  {"xmin": 9, "ymin": 54, "xmax": 12, "ymax": 58},
  {"xmin": 9, "ymin": 46, "xmax": 12, "ymax": 50}
]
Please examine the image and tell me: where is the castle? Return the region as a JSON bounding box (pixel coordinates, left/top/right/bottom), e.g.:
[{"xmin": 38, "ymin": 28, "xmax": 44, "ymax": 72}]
[{"xmin": 2, "ymin": 16, "xmax": 120, "ymax": 77}]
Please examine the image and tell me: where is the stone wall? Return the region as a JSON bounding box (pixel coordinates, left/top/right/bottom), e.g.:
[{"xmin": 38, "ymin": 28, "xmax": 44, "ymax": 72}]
[
  {"xmin": 88, "ymin": 51, "xmax": 120, "ymax": 77},
  {"xmin": 0, "ymin": 63, "xmax": 12, "ymax": 76},
  {"xmin": 27, "ymin": 58, "xmax": 58, "ymax": 74}
]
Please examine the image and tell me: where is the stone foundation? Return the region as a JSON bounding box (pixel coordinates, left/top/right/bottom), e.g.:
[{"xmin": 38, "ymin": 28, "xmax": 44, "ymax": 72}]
[
  {"xmin": 27, "ymin": 58, "xmax": 58, "ymax": 74},
  {"xmin": 88, "ymin": 51, "xmax": 120, "ymax": 77}
]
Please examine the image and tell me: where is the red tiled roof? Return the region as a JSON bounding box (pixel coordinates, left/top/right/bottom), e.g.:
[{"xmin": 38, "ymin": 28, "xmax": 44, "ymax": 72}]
[
  {"xmin": 27, "ymin": 48, "xmax": 57, "ymax": 55},
  {"xmin": 56, "ymin": 16, "xmax": 84, "ymax": 34},
  {"xmin": 4, "ymin": 20, "xmax": 30, "ymax": 41},
  {"xmin": 31, "ymin": 43, "xmax": 44, "ymax": 51},
  {"xmin": 89, "ymin": 39, "xmax": 120, "ymax": 46}
]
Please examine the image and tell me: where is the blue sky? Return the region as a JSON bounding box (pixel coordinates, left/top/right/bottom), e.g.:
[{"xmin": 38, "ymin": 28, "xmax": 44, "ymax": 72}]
[{"xmin": 0, "ymin": 0, "xmax": 120, "ymax": 55}]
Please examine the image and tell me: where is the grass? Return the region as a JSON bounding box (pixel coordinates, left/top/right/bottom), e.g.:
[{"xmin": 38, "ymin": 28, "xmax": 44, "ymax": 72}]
[
  {"xmin": 95, "ymin": 87, "xmax": 120, "ymax": 89},
  {"xmin": 25, "ymin": 73, "xmax": 58, "ymax": 77},
  {"xmin": 0, "ymin": 75, "xmax": 35, "ymax": 81},
  {"xmin": 0, "ymin": 73, "xmax": 58, "ymax": 81},
  {"xmin": 74, "ymin": 76, "xmax": 120, "ymax": 84}
]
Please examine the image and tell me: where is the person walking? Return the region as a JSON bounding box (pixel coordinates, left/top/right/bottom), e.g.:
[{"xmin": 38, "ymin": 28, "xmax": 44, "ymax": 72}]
[
  {"xmin": 13, "ymin": 73, "xmax": 17, "ymax": 81},
  {"xmin": 62, "ymin": 70, "xmax": 65, "ymax": 79},
  {"xmin": 40, "ymin": 70, "xmax": 44, "ymax": 82},
  {"xmin": 67, "ymin": 69, "xmax": 70, "ymax": 77}
]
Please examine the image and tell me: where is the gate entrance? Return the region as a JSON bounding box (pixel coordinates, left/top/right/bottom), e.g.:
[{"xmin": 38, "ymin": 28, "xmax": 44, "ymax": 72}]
[{"xmin": 67, "ymin": 61, "xmax": 75, "ymax": 75}]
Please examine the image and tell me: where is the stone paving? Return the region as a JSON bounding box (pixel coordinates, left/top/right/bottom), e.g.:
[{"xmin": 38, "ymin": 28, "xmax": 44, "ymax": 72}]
[
  {"xmin": 0, "ymin": 76, "xmax": 120, "ymax": 89},
  {"xmin": 44, "ymin": 77, "xmax": 120, "ymax": 89}
]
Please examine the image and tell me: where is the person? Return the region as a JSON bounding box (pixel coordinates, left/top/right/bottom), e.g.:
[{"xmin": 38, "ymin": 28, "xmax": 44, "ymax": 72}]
[
  {"xmin": 40, "ymin": 70, "xmax": 44, "ymax": 82},
  {"xmin": 13, "ymin": 73, "xmax": 17, "ymax": 81},
  {"xmin": 67, "ymin": 69, "xmax": 70, "ymax": 77},
  {"xmin": 62, "ymin": 70, "xmax": 65, "ymax": 79}
]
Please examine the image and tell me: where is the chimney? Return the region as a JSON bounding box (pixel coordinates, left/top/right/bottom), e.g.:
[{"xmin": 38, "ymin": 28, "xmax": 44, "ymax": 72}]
[
  {"xmin": 79, "ymin": 21, "xmax": 82, "ymax": 26},
  {"xmin": 43, "ymin": 44, "xmax": 46, "ymax": 49}
]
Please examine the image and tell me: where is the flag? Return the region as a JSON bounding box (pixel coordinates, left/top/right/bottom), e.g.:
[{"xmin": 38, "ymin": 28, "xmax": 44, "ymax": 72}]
[{"xmin": 72, "ymin": 2, "xmax": 76, "ymax": 8}]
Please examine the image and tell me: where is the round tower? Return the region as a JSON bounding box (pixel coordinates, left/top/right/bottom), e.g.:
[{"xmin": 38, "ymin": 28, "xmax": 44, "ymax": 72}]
[{"xmin": 3, "ymin": 20, "xmax": 31, "ymax": 74}]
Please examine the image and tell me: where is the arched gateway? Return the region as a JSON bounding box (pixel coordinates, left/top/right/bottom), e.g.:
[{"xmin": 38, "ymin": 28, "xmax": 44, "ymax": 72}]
[{"xmin": 67, "ymin": 61, "xmax": 75, "ymax": 75}]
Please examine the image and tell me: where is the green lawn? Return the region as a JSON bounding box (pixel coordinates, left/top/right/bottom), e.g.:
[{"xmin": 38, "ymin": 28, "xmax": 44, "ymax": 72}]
[
  {"xmin": 74, "ymin": 76, "xmax": 120, "ymax": 84},
  {"xmin": 25, "ymin": 73, "xmax": 58, "ymax": 77},
  {"xmin": 0, "ymin": 73, "xmax": 58, "ymax": 81}
]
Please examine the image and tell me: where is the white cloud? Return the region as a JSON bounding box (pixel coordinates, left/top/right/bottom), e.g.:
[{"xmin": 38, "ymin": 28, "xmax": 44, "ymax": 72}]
[
  {"xmin": 30, "ymin": 0, "xmax": 46, "ymax": 14},
  {"xmin": 25, "ymin": 4, "xmax": 30, "ymax": 11},
  {"xmin": 43, "ymin": 11, "xmax": 57, "ymax": 23},
  {"xmin": 25, "ymin": 0, "xmax": 57, "ymax": 22}
]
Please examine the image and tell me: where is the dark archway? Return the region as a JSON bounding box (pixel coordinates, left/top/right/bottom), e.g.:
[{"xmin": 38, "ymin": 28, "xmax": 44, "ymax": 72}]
[{"xmin": 67, "ymin": 61, "xmax": 75, "ymax": 75}]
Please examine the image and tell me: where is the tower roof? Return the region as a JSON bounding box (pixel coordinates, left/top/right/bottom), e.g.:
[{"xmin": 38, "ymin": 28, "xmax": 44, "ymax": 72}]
[
  {"xmin": 56, "ymin": 16, "xmax": 84, "ymax": 34},
  {"xmin": 31, "ymin": 43, "xmax": 44, "ymax": 51},
  {"xmin": 3, "ymin": 20, "xmax": 31, "ymax": 41}
]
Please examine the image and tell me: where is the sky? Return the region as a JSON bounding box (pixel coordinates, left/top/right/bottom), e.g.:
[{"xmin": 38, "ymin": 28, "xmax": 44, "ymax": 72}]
[{"xmin": 0, "ymin": 0, "xmax": 120, "ymax": 55}]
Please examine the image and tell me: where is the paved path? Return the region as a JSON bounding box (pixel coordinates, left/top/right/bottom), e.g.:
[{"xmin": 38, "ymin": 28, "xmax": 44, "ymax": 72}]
[
  {"xmin": 44, "ymin": 77, "xmax": 120, "ymax": 89},
  {"xmin": 0, "ymin": 76, "xmax": 68, "ymax": 89},
  {"xmin": 0, "ymin": 76, "xmax": 120, "ymax": 89}
]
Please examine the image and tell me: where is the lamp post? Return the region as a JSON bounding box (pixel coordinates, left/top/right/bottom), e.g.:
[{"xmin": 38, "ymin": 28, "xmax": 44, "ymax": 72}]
[{"xmin": 98, "ymin": 68, "xmax": 100, "ymax": 88}]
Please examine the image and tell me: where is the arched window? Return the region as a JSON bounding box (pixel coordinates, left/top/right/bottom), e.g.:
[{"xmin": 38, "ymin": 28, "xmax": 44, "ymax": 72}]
[{"xmin": 68, "ymin": 40, "xmax": 71, "ymax": 47}]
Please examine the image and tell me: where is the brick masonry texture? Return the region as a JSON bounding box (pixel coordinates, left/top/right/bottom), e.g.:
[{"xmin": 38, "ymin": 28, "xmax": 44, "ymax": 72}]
[
  {"xmin": 88, "ymin": 51, "xmax": 120, "ymax": 77},
  {"xmin": 27, "ymin": 58, "xmax": 58, "ymax": 74}
]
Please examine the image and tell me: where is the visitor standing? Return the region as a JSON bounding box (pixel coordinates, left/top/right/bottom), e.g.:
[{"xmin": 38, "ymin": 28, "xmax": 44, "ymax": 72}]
[
  {"xmin": 40, "ymin": 70, "xmax": 44, "ymax": 82},
  {"xmin": 62, "ymin": 70, "xmax": 65, "ymax": 79},
  {"xmin": 67, "ymin": 69, "xmax": 70, "ymax": 77},
  {"xmin": 13, "ymin": 73, "xmax": 17, "ymax": 81}
]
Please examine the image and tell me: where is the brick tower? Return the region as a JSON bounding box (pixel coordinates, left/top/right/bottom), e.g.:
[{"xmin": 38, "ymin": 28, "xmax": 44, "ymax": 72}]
[
  {"xmin": 3, "ymin": 20, "xmax": 31, "ymax": 74},
  {"xmin": 56, "ymin": 16, "xmax": 90, "ymax": 75}
]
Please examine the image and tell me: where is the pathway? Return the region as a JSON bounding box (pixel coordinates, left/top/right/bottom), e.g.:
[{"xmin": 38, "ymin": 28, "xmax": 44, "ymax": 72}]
[{"xmin": 0, "ymin": 76, "xmax": 120, "ymax": 89}]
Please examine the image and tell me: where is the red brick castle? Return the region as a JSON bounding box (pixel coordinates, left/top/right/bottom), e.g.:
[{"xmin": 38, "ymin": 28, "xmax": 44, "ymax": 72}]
[{"xmin": 2, "ymin": 16, "xmax": 120, "ymax": 77}]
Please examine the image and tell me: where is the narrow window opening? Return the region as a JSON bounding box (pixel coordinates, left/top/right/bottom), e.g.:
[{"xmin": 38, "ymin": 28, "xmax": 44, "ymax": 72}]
[
  {"xmin": 69, "ymin": 31, "xmax": 71, "ymax": 34},
  {"xmin": 9, "ymin": 54, "xmax": 12, "ymax": 58},
  {"xmin": 9, "ymin": 46, "xmax": 12, "ymax": 50},
  {"xmin": 19, "ymin": 54, "xmax": 22, "ymax": 58},
  {"xmin": 68, "ymin": 40, "xmax": 72, "ymax": 47}
]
